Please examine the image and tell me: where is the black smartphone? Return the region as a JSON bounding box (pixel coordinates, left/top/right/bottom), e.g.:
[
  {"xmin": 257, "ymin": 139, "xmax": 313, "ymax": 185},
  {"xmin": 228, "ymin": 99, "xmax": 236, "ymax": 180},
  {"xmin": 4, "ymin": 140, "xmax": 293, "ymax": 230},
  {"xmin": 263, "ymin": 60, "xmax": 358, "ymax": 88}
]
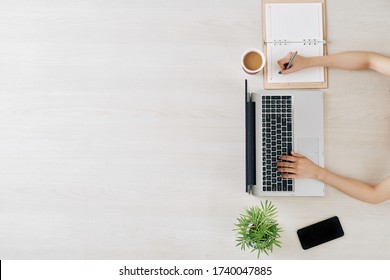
[{"xmin": 297, "ymin": 216, "xmax": 344, "ymax": 250}]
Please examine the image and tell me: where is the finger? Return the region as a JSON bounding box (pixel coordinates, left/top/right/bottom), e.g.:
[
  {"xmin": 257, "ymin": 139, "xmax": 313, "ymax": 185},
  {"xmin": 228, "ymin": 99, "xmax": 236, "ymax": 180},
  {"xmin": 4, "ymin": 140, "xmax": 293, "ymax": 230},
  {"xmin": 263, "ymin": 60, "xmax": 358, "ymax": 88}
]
[
  {"xmin": 280, "ymin": 66, "xmax": 296, "ymax": 74},
  {"xmin": 277, "ymin": 167, "xmax": 296, "ymax": 173},
  {"xmin": 291, "ymin": 152, "xmax": 305, "ymax": 158},
  {"xmin": 277, "ymin": 52, "xmax": 293, "ymax": 66},
  {"xmin": 280, "ymin": 173, "xmax": 298, "ymax": 179},
  {"xmin": 276, "ymin": 162, "xmax": 296, "ymax": 168},
  {"xmin": 279, "ymin": 155, "xmax": 297, "ymax": 162},
  {"xmin": 277, "ymin": 61, "xmax": 288, "ymax": 70}
]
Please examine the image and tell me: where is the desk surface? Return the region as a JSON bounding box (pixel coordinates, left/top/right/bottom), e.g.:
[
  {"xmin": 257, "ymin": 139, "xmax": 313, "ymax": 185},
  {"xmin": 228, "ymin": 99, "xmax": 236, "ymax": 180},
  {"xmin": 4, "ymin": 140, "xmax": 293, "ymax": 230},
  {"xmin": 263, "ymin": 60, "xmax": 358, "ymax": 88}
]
[{"xmin": 0, "ymin": 0, "xmax": 389, "ymax": 259}]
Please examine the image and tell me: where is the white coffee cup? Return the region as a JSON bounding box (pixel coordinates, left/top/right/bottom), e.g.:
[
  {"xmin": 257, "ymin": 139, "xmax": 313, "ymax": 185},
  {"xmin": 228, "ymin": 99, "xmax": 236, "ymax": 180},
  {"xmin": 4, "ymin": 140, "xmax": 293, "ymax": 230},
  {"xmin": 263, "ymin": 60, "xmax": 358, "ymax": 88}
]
[{"xmin": 241, "ymin": 48, "xmax": 266, "ymax": 74}]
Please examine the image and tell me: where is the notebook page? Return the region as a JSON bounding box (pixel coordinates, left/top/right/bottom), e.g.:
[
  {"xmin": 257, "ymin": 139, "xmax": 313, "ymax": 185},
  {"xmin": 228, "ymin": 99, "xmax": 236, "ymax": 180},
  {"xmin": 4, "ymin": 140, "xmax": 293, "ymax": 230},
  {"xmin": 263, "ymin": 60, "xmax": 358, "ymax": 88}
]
[
  {"xmin": 265, "ymin": 3, "xmax": 323, "ymax": 42},
  {"xmin": 265, "ymin": 3, "xmax": 324, "ymax": 83},
  {"xmin": 267, "ymin": 43, "xmax": 324, "ymax": 83}
]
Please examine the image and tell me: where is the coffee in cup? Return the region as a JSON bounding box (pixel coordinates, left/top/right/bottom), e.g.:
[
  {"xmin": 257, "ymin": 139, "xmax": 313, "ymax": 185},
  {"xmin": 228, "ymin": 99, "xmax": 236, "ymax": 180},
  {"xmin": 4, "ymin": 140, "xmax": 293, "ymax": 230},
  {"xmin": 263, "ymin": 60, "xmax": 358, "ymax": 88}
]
[{"xmin": 241, "ymin": 48, "xmax": 266, "ymax": 74}]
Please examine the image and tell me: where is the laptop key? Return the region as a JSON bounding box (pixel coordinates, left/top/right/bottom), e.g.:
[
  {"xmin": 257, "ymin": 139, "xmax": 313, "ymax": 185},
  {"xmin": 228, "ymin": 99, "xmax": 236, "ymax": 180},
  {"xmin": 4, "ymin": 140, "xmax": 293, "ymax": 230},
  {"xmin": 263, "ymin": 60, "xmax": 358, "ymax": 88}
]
[
  {"xmin": 287, "ymin": 143, "xmax": 293, "ymax": 154},
  {"xmin": 282, "ymin": 179, "xmax": 287, "ymax": 188}
]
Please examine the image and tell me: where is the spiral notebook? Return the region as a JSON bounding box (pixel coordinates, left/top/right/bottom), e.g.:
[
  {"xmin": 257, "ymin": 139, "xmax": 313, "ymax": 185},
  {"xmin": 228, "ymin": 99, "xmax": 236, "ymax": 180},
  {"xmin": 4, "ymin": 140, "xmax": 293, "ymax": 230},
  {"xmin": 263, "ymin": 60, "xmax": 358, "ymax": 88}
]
[{"xmin": 262, "ymin": 0, "xmax": 328, "ymax": 89}]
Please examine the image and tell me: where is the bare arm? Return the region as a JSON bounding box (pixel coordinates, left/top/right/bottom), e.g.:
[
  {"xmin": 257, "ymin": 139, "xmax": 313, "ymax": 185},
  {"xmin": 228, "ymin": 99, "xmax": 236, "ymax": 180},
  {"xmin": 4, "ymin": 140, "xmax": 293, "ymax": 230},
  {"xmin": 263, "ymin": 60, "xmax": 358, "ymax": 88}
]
[
  {"xmin": 278, "ymin": 51, "xmax": 390, "ymax": 76},
  {"xmin": 276, "ymin": 51, "xmax": 390, "ymax": 203},
  {"xmin": 277, "ymin": 153, "xmax": 390, "ymax": 204}
]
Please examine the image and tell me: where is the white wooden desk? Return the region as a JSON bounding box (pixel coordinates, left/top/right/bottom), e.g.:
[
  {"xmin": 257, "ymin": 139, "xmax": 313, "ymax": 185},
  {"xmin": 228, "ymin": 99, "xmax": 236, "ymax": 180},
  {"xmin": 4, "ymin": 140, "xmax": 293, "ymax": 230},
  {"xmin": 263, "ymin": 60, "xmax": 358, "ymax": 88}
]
[{"xmin": 0, "ymin": 0, "xmax": 389, "ymax": 259}]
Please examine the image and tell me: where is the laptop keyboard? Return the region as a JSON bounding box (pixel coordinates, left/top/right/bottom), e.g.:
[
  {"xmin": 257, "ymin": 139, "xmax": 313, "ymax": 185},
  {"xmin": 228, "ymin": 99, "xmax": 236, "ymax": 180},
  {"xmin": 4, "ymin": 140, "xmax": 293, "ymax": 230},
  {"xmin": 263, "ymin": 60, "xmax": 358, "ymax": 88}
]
[{"xmin": 261, "ymin": 95, "xmax": 294, "ymax": 192}]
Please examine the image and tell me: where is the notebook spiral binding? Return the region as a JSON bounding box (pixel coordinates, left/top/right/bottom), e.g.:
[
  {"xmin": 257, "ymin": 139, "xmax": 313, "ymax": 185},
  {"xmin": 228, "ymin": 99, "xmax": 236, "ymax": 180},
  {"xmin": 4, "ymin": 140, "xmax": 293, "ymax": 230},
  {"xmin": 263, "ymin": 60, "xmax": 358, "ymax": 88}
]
[
  {"xmin": 302, "ymin": 39, "xmax": 327, "ymax": 45},
  {"xmin": 265, "ymin": 39, "xmax": 327, "ymax": 45}
]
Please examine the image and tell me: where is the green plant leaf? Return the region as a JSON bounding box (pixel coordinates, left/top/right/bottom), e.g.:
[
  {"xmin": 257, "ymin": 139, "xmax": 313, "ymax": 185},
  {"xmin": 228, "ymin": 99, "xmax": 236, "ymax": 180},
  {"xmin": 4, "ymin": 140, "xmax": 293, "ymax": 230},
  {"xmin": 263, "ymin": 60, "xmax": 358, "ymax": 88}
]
[{"xmin": 234, "ymin": 200, "xmax": 282, "ymax": 258}]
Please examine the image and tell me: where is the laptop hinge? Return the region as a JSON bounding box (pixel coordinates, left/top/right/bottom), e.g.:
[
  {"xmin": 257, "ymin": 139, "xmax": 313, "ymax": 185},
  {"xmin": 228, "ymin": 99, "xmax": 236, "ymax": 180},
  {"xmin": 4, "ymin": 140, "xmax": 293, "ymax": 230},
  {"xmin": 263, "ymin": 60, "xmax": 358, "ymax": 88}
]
[{"xmin": 245, "ymin": 80, "xmax": 256, "ymax": 194}]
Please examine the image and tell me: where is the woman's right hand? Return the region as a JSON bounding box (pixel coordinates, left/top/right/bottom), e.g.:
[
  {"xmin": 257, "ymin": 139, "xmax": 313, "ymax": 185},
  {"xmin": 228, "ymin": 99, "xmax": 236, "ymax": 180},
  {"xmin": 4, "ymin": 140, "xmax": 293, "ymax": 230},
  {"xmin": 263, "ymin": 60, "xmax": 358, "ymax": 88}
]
[
  {"xmin": 277, "ymin": 53, "xmax": 310, "ymax": 74},
  {"xmin": 276, "ymin": 152, "xmax": 325, "ymax": 180}
]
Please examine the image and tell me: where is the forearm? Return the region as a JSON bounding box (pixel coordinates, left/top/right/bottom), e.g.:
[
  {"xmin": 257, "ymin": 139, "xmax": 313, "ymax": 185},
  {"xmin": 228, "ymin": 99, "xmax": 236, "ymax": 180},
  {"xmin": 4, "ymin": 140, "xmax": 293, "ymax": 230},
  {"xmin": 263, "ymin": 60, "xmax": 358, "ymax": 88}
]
[
  {"xmin": 307, "ymin": 52, "xmax": 390, "ymax": 75},
  {"xmin": 308, "ymin": 52, "xmax": 371, "ymax": 70},
  {"xmin": 370, "ymin": 52, "xmax": 390, "ymax": 76},
  {"xmin": 316, "ymin": 168, "xmax": 382, "ymax": 204},
  {"xmin": 278, "ymin": 153, "xmax": 390, "ymax": 203}
]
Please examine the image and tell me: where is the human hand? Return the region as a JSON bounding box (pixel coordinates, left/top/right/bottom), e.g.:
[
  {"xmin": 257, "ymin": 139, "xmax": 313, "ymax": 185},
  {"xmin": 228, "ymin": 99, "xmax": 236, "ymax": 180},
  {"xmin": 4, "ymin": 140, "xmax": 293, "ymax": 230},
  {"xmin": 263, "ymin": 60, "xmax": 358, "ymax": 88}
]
[
  {"xmin": 277, "ymin": 53, "xmax": 310, "ymax": 74},
  {"xmin": 276, "ymin": 152, "xmax": 324, "ymax": 179}
]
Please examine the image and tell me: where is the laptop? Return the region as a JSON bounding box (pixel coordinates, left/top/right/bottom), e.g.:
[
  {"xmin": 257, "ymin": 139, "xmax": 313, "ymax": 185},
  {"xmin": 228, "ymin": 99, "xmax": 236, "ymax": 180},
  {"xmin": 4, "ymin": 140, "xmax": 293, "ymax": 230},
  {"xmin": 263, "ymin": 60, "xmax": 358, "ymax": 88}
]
[{"xmin": 245, "ymin": 80, "xmax": 325, "ymax": 196}]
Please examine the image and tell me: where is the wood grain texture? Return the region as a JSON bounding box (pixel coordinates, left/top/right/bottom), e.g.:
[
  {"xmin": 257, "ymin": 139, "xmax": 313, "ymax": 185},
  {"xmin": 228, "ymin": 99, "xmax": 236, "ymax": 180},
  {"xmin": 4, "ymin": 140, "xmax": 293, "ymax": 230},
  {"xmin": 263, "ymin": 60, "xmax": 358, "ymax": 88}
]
[{"xmin": 0, "ymin": 0, "xmax": 389, "ymax": 259}]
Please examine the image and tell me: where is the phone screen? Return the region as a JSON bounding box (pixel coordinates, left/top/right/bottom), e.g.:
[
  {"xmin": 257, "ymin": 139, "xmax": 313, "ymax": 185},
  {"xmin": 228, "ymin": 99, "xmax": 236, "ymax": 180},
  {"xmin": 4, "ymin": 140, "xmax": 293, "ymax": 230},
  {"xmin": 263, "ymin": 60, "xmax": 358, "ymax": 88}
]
[{"xmin": 297, "ymin": 216, "xmax": 344, "ymax": 250}]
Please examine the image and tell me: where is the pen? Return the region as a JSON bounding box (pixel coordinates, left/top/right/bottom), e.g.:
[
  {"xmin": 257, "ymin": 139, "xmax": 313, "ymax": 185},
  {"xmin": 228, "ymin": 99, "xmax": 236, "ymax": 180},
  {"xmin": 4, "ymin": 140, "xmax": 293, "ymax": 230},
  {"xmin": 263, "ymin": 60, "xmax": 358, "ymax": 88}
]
[
  {"xmin": 285, "ymin": 51, "xmax": 298, "ymax": 69},
  {"xmin": 278, "ymin": 51, "xmax": 298, "ymax": 74}
]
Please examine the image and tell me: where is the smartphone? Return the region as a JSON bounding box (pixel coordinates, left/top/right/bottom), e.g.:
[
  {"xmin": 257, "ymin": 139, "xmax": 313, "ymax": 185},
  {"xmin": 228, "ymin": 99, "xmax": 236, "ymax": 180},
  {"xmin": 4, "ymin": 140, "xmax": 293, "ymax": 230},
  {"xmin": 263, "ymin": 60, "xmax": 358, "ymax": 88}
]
[{"xmin": 297, "ymin": 216, "xmax": 344, "ymax": 250}]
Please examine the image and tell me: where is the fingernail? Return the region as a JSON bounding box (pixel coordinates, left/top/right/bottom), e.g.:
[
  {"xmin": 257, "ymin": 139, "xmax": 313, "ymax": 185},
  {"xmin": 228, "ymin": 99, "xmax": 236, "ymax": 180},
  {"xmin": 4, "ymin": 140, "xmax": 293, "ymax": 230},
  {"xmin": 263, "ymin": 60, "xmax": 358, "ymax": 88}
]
[{"xmin": 278, "ymin": 71, "xmax": 282, "ymax": 74}]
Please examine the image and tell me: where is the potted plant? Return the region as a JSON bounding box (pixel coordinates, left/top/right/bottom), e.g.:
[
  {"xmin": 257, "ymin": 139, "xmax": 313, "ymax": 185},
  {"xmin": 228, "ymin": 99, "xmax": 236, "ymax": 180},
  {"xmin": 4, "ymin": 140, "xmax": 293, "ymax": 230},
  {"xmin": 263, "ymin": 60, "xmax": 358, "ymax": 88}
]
[{"xmin": 235, "ymin": 200, "xmax": 282, "ymax": 257}]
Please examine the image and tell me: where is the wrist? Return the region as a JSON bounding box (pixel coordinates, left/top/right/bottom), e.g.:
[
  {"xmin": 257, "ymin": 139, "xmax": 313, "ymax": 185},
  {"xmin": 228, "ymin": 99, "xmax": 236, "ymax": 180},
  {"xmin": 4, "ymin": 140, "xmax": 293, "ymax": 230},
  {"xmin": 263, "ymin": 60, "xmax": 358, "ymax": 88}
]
[
  {"xmin": 314, "ymin": 166, "xmax": 328, "ymax": 182},
  {"xmin": 306, "ymin": 56, "xmax": 320, "ymax": 68}
]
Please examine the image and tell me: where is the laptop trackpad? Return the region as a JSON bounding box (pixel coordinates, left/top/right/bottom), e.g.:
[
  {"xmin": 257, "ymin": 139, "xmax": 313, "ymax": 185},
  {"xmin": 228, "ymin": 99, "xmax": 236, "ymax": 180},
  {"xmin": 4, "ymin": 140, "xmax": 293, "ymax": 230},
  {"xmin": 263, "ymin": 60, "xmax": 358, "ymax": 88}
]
[{"xmin": 297, "ymin": 138, "xmax": 319, "ymax": 164}]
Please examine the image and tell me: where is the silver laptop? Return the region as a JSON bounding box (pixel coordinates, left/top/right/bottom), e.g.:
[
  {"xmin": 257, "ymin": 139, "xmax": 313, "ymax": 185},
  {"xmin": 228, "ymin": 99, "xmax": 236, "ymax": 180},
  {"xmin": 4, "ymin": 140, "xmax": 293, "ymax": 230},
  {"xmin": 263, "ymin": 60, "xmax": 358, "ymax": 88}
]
[{"xmin": 245, "ymin": 80, "xmax": 324, "ymax": 196}]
